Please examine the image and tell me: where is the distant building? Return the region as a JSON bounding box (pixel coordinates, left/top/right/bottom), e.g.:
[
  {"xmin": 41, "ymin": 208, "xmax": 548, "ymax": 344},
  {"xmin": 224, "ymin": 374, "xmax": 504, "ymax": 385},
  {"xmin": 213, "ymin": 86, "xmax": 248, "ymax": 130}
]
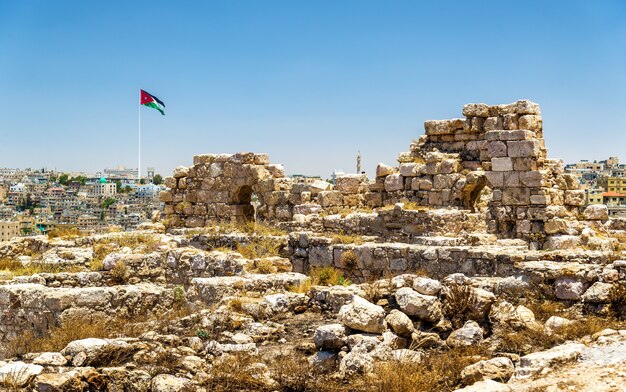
[
  {"xmin": 91, "ymin": 180, "xmax": 117, "ymax": 197},
  {"xmin": 104, "ymin": 165, "xmax": 138, "ymax": 179},
  {"xmin": 0, "ymin": 220, "xmax": 20, "ymax": 242}
]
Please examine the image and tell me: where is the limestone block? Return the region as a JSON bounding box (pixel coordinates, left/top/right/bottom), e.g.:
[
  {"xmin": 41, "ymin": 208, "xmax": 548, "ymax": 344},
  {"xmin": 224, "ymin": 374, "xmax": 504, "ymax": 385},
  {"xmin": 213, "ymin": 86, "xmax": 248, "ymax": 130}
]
[
  {"xmin": 343, "ymin": 194, "xmax": 364, "ymax": 207},
  {"xmin": 463, "ymin": 103, "xmax": 490, "ymax": 117},
  {"xmin": 491, "ymin": 157, "xmax": 513, "ymax": 172},
  {"xmin": 583, "ymin": 204, "xmax": 608, "ymax": 220},
  {"xmin": 507, "ymin": 140, "xmax": 540, "ymax": 158},
  {"xmin": 470, "ymin": 117, "xmax": 484, "ymax": 132},
  {"xmin": 335, "ymin": 174, "xmax": 366, "ymax": 194},
  {"xmin": 433, "ymin": 174, "xmax": 458, "ymax": 189},
  {"xmin": 159, "ymin": 191, "xmax": 173, "ymax": 203},
  {"xmin": 501, "ymin": 188, "xmax": 530, "ymax": 205},
  {"xmin": 502, "ymin": 114, "xmax": 518, "ymax": 130},
  {"xmin": 173, "ymin": 166, "xmax": 189, "ymax": 179},
  {"xmin": 501, "ymin": 129, "xmax": 534, "ymax": 141},
  {"xmin": 530, "ymin": 194, "xmax": 550, "ymax": 205},
  {"xmin": 483, "ymin": 117, "xmax": 503, "ymax": 131},
  {"xmin": 209, "ymin": 163, "xmax": 223, "ymax": 178},
  {"xmin": 394, "ymin": 287, "xmax": 442, "ymax": 322},
  {"xmin": 518, "ymin": 115, "xmax": 542, "ymax": 131},
  {"xmin": 543, "ymin": 235, "xmax": 581, "ymax": 250},
  {"xmin": 253, "ymin": 153, "xmax": 270, "ymax": 165},
  {"xmin": 424, "ymin": 120, "xmax": 454, "ymax": 135},
  {"xmin": 384, "ymin": 174, "xmax": 404, "ymax": 192},
  {"xmin": 309, "ymin": 180, "xmax": 331, "ymax": 194},
  {"xmin": 376, "ymin": 163, "xmax": 397, "ymax": 177},
  {"xmin": 419, "ymin": 178, "xmax": 433, "ymax": 191},
  {"xmin": 385, "ymin": 309, "xmax": 414, "ymax": 337},
  {"xmin": 397, "ymin": 151, "xmax": 413, "ymax": 163},
  {"xmin": 519, "ymin": 171, "xmax": 544, "ymax": 187},
  {"xmin": 515, "ymin": 99, "xmax": 541, "ymax": 115},
  {"xmin": 461, "ymin": 357, "xmax": 514, "ymax": 385},
  {"xmin": 513, "ymin": 158, "xmax": 534, "ymax": 171},
  {"xmin": 555, "ymin": 278, "xmax": 588, "ymax": 300},
  {"xmin": 318, "ymin": 191, "xmax": 343, "ymax": 208},
  {"xmin": 486, "ymin": 141, "xmax": 507, "ymax": 158},
  {"xmin": 164, "ymin": 177, "xmax": 177, "ymax": 189},
  {"xmin": 564, "ymin": 190, "xmax": 586, "ymax": 206},
  {"xmin": 544, "ymin": 219, "xmax": 568, "ymax": 234},
  {"xmin": 339, "ymin": 296, "xmax": 386, "ymax": 334},
  {"xmin": 267, "ymin": 164, "xmax": 285, "ymax": 178},
  {"xmin": 313, "ymin": 324, "xmax": 348, "ymax": 349},
  {"xmin": 485, "ymin": 172, "xmax": 504, "ymax": 188},
  {"xmin": 438, "ymin": 159, "xmax": 460, "ymax": 174},
  {"xmin": 516, "ymin": 343, "xmax": 583, "ymax": 379},
  {"xmin": 446, "ymin": 320, "xmax": 483, "ymax": 348},
  {"xmin": 503, "ymin": 172, "xmax": 519, "ymax": 187},
  {"xmin": 399, "ymin": 163, "xmax": 418, "ymax": 177},
  {"xmin": 428, "ymin": 191, "xmax": 443, "ymax": 206}
]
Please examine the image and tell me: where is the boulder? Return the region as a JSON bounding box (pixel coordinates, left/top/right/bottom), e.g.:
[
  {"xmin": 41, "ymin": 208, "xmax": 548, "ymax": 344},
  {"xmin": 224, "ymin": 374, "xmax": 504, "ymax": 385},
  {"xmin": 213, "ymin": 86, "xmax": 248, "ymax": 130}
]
[
  {"xmin": 583, "ymin": 204, "xmax": 608, "ymax": 220},
  {"xmin": 339, "ymin": 296, "xmax": 386, "ymax": 334},
  {"xmin": 554, "ymin": 278, "xmax": 588, "ymax": 300},
  {"xmin": 516, "ymin": 343, "xmax": 584, "ymax": 378},
  {"xmin": 545, "ymin": 316, "xmax": 574, "ymax": 332},
  {"xmin": 0, "ymin": 362, "xmax": 43, "ymax": 387},
  {"xmin": 385, "ymin": 309, "xmax": 414, "ymax": 337},
  {"xmin": 460, "ymin": 357, "xmax": 514, "ymax": 385},
  {"xmin": 339, "ymin": 345, "xmax": 374, "ymax": 377},
  {"xmin": 581, "ymin": 282, "xmax": 613, "ymax": 303},
  {"xmin": 394, "ymin": 287, "xmax": 442, "ymax": 322},
  {"xmin": 454, "ymin": 379, "xmax": 512, "ymax": 392},
  {"xmin": 412, "ymin": 277, "xmax": 442, "ymax": 296},
  {"xmin": 446, "ymin": 320, "xmax": 483, "ymax": 348},
  {"xmin": 32, "ymin": 352, "xmax": 68, "ymax": 366},
  {"xmin": 34, "ymin": 372, "xmax": 82, "ymax": 392},
  {"xmin": 313, "ymin": 324, "xmax": 348, "ymax": 349},
  {"xmin": 150, "ymin": 374, "xmax": 192, "ymax": 392}
]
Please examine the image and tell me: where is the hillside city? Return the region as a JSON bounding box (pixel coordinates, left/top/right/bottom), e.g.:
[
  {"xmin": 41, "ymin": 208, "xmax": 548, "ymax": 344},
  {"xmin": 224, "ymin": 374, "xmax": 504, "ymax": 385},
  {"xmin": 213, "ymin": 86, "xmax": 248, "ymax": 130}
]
[{"xmin": 0, "ymin": 165, "xmax": 165, "ymax": 242}]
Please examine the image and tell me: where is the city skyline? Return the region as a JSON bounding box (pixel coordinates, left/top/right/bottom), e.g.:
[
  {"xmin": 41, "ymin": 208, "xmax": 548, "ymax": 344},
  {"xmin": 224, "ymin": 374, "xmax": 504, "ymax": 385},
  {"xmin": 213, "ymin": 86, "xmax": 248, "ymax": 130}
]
[{"xmin": 1, "ymin": 1, "xmax": 625, "ymax": 178}]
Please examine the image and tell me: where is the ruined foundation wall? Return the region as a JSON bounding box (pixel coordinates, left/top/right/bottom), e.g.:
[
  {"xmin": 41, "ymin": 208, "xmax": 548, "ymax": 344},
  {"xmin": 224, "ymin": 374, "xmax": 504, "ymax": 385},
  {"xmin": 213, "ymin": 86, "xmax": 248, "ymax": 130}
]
[{"xmin": 162, "ymin": 100, "xmax": 587, "ymax": 239}]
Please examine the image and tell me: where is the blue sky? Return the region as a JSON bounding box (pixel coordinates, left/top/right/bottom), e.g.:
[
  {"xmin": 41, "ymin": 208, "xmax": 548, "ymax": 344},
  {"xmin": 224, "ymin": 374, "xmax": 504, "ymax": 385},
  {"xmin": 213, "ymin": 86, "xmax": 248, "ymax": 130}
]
[{"xmin": 1, "ymin": 1, "xmax": 625, "ymax": 178}]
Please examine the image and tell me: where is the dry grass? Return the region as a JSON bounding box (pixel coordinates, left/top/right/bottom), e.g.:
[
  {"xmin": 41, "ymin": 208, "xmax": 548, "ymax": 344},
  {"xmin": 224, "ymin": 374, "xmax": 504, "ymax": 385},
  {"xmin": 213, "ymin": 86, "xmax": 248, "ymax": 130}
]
[
  {"xmin": 497, "ymin": 315, "xmax": 623, "ymax": 355},
  {"xmin": 309, "ymin": 266, "xmax": 351, "ymax": 286},
  {"xmin": 249, "ymin": 258, "xmax": 278, "ymax": 274},
  {"xmin": 47, "ymin": 226, "xmax": 84, "ymax": 239},
  {"xmin": 287, "ymin": 278, "xmax": 312, "ymax": 294},
  {"xmin": 442, "ymin": 284, "xmax": 482, "ymax": 329},
  {"xmin": 236, "ymin": 238, "xmax": 281, "ymax": 259},
  {"xmin": 0, "ymin": 257, "xmax": 83, "ymax": 279},
  {"xmin": 373, "ymin": 346, "xmax": 487, "ymax": 392},
  {"xmin": 402, "ymin": 201, "xmax": 430, "ymax": 212},
  {"xmin": 2, "ymin": 307, "xmax": 193, "ymax": 359},
  {"xmin": 608, "ymin": 283, "xmax": 626, "ymax": 320},
  {"xmin": 109, "ymin": 261, "xmax": 129, "ymax": 283},
  {"xmin": 337, "ymin": 250, "xmax": 358, "ymax": 269},
  {"xmin": 202, "ymin": 220, "xmax": 288, "ymax": 237},
  {"xmin": 329, "ymin": 233, "xmax": 364, "ymax": 245}
]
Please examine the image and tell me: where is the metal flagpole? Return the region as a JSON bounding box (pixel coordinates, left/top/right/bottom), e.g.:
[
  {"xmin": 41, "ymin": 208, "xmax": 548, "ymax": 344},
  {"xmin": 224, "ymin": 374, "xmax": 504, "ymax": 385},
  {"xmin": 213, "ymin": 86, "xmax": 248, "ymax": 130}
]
[{"xmin": 138, "ymin": 90, "xmax": 141, "ymax": 183}]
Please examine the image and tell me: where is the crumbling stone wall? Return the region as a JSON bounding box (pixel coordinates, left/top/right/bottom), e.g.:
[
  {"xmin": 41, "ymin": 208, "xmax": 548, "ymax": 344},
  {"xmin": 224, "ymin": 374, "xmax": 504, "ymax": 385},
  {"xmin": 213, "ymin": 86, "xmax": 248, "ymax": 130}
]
[
  {"xmin": 364, "ymin": 100, "xmax": 583, "ymax": 238},
  {"xmin": 162, "ymin": 100, "xmax": 584, "ymax": 239}
]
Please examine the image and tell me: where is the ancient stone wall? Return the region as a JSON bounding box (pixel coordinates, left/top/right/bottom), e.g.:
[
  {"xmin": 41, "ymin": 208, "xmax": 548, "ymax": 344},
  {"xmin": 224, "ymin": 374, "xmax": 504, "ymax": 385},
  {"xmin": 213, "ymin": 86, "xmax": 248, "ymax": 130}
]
[{"xmin": 162, "ymin": 100, "xmax": 587, "ymax": 239}]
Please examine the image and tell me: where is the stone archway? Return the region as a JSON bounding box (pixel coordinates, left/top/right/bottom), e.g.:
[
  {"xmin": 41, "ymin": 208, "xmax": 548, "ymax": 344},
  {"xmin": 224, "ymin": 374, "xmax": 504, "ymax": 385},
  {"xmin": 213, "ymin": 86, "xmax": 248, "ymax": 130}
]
[{"xmin": 234, "ymin": 185, "xmax": 256, "ymax": 222}]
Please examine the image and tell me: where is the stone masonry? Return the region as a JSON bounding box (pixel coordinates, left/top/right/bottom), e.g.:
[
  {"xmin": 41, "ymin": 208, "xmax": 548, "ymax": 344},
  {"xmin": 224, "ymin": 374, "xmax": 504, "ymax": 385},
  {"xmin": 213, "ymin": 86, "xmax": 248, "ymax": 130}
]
[{"xmin": 162, "ymin": 100, "xmax": 585, "ymax": 239}]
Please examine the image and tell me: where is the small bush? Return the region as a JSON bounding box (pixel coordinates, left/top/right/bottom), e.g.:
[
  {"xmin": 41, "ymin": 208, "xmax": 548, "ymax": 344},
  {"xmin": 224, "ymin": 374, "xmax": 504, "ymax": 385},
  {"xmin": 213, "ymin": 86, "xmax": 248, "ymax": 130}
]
[
  {"xmin": 287, "ymin": 279, "xmax": 312, "ymax": 294},
  {"xmin": 110, "ymin": 261, "xmax": 129, "ymax": 283},
  {"xmin": 338, "ymin": 250, "xmax": 358, "ymax": 269},
  {"xmin": 442, "ymin": 284, "xmax": 481, "ymax": 329},
  {"xmin": 251, "ymin": 258, "xmax": 277, "ymax": 274},
  {"xmin": 172, "ymin": 285, "xmax": 186, "ymax": 309},
  {"xmin": 236, "ymin": 238, "xmax": 280, "ymax": 259},
  {"xmin": 47, "ymin": 226, "xmax": 82, "ymax": 239},
  {"xmin": 373, "ymin": 346, "xmax": 487, "ymax": 392},
  {"xmin": 608, "ymin": 283, "xmax": 626, "ymax": 320},
  {"xmin": 310, "ymin": 267, "xmax": 350, "ymax": 286},
  {"xmin": 329, "ymin": 233, "xmax": 364, "ymax": 245}
]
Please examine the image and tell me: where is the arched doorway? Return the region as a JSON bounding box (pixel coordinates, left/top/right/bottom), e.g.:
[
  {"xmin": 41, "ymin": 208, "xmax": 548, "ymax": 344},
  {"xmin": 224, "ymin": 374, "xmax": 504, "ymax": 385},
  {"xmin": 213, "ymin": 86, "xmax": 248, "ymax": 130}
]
[{"xmin": 234, "ymin": 185, "xmax": 256, "ymax": 222}]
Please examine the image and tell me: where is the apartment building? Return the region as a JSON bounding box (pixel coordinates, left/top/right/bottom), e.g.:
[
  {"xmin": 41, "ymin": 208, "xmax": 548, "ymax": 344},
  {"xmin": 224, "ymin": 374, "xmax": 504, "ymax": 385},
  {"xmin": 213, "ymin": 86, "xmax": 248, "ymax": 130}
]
[{"xmin": 0, "ymin": 220, "xmax": 20, "ymax": 242}]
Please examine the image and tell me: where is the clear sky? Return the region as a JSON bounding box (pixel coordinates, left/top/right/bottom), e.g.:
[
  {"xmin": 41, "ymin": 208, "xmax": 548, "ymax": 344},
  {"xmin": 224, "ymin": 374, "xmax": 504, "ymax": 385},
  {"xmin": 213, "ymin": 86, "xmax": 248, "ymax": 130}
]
[{"xmin": 1, "ymin": 1, "xmax": 625, "ymax": 178}]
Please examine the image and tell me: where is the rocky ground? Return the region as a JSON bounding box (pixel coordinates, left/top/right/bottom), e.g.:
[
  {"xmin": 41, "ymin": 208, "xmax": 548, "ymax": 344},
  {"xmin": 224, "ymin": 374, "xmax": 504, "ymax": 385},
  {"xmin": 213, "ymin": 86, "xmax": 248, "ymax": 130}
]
[{"xmin": 0, "ymin": 219, "xmax": 625, "ymax": 391}]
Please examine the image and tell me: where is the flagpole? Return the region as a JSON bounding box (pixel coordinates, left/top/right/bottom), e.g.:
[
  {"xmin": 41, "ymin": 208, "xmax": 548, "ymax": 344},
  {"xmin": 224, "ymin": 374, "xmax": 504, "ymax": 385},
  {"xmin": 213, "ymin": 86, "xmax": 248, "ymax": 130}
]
[{"xmin": 138, "ymin": 91, "xmax": 141, "ymax": 183}]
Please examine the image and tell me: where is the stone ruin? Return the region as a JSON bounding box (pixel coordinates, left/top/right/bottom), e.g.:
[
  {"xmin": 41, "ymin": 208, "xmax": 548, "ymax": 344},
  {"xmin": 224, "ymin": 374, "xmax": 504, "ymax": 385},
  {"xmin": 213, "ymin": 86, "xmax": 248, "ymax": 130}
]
[{"xmin": 161, "ymin": 99, "xmax": 588, "ymax": 239}]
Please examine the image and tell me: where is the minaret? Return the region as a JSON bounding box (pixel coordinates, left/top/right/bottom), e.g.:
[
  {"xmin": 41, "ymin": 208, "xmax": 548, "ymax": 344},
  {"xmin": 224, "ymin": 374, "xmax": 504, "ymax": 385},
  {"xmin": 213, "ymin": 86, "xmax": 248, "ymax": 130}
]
[{"xmin": 356, "ymin": 150, "xmax": 361, "ymax": 174}]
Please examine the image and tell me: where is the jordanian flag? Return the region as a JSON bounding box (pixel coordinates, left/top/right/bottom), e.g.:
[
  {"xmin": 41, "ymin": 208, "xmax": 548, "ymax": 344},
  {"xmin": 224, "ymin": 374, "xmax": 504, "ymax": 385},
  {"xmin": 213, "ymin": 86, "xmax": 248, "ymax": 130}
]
[{"xmin": 140, "ymin": 89, "xmax": 165, "ymax": 115}]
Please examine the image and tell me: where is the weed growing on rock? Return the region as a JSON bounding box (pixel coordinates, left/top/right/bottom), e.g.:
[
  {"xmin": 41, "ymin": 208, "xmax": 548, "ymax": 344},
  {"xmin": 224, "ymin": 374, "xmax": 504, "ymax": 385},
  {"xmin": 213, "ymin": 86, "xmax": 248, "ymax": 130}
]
[
  {"xmin": 309, "ymin": 267, "xmax": 351, "ymax": 286},
  {"xmin": 0, "ymin": 258, "xmax": 82, "ymax": 279},
  {"xmin": 110, "ymin": 261, "xmax": 129, "ymax": 283},
  {"xmin": 608, "ymin": 283, "xmax": 626, "ymax": 320},
  {"xmin": 236, "ymin": 238, "xmax": 281, "ymax": 259},
  {"xmin": 442, "ymin": 283, "xmax": 482, "ymax": 329}
]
